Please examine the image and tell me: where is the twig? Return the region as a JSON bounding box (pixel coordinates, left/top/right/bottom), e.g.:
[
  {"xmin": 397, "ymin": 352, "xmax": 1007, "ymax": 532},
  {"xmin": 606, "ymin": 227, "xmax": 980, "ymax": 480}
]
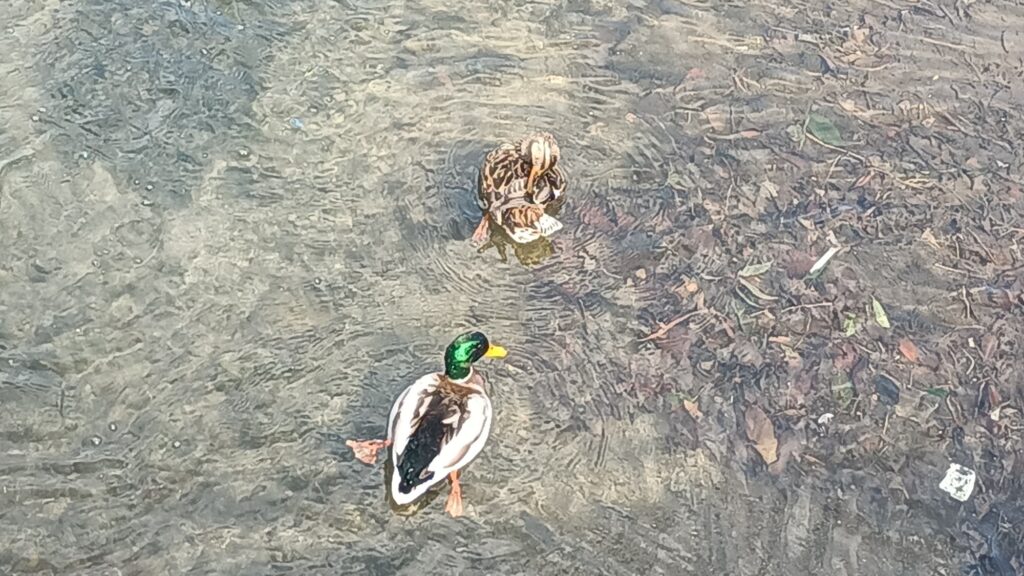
[
  {"xmin": 638, "ymin": 310, "xmax": 705, "ymax": 342},
  {"xmin": 780, "ymin": 302, "xmax": 834, "ymax": 313},
  {"xmin": 916, "ymin": 35, "xmax": 971, "ymax": 51},
  {"xmin": 804, "ymin": 132, "xmax": 933, "ymax": 191}
]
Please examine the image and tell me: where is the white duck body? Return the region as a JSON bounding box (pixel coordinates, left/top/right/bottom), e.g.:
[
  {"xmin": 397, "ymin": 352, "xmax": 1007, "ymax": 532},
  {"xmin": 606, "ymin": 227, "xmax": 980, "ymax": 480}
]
[{"xmin": 386, "ymin": 369, "xmax": 493, "ymax": 506}]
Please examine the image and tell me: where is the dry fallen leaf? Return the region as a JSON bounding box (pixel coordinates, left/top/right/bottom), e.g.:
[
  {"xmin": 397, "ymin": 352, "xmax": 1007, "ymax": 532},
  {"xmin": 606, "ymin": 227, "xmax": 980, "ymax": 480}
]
[
  {"xmin": 981, "ymin": 334, "xmax": 998, "ymax": 361},
  {"xmin": 745, "ymin": 406, "xmax": 778, "ymax": 464},
  {"xmin": 871, "ymin": 297, "xmax": 891, "ymax": 329},
  {"xmin": 898, "ymin": 338, "xmax": 920, "ymax": 363},
  {"xmin": 852, "ymin": 172, "xmax": 873, "ymax": 188},
  {"xmin": 703, "ymin": 107, "xmax": 727, "ymax": 132},
  {"xmin": 683, "ymin": 399, "xmax": 703, "ymax": 421},
  {"xmin": 921, "ymin": 228, "xmax": 941, "ymax": 250}
]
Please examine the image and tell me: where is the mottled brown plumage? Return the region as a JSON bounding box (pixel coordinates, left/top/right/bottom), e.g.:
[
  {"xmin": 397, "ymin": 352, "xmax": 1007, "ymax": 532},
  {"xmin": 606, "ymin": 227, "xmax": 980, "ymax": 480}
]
[{"xmin": 471, "ymin": 132, "xmax": 568, "ymax": 244}]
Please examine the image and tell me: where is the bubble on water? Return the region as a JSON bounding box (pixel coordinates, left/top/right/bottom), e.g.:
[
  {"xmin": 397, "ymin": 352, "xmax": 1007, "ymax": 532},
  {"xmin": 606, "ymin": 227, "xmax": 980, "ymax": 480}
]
[{"xmin": 90, "ymin": 436, "xmax": 102, "ymax": 446}]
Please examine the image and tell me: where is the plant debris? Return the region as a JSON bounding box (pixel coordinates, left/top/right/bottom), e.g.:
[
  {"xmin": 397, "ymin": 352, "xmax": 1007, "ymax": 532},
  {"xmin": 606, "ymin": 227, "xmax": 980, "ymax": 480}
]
[
  {"xmin": 898, "ymin": 338, "xmax": 920, "ymax": 363},
  {"xmin": 874, "ymin": 373, "xmax": 901, "ymax": 405},
  {"xmin": 806, "ymin": 113, "xmax": 844, "ymax": 146},
  {"xmin": 683, "ymin": 399, "xmax": 703, "ymax": 421},
  {"xmin": 744, "ymin": 406, "xmax": 778, "ymax": 465},
  {"xmin": 738, "ymin": 261, "xmax": 773, "ymax": 278},
  {"xmin": 871, "ymin": 297, "xmax": 891, "ymax": 329}
]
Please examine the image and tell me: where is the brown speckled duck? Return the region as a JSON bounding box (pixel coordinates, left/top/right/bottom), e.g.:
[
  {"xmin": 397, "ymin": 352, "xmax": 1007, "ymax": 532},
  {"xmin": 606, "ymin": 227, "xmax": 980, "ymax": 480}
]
[{"xmin": 471, "ymin": 132, "xmax": 568, "ymax": 245}]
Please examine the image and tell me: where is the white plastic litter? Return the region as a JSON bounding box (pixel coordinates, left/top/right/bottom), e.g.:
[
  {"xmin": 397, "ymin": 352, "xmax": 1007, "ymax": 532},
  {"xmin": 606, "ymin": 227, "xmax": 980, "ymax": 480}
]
[{"xmin": 939, "ymin": 463, "xmax": 976, "ymax": 502}]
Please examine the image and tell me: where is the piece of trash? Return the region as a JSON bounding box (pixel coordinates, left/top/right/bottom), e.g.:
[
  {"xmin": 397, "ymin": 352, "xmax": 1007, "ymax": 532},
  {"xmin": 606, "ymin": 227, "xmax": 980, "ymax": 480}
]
[
  {"xmin": 808, "ymin": 246, "xmax": 841, "ymax": 277},
  {"xmin": 806, "ymin": 113, "xmax": 844, "ymax": 146},
  {"xmin": 289, "ymin": 117, "xmax": 304, "ymax": 129},
  {"xmin": 871, "ymin": 297, "xmax": 891, "ymax": 329},
  {"xmin": 817, "ymin": 413, "xmax": 834, "ymax": 426},
  {"xmin": 744, "ymin": 406, "xmax": 778, "ymax": 464},
  {"xmin": 939, "ymin": 463, "xmax": 976, "ymax": 502}
]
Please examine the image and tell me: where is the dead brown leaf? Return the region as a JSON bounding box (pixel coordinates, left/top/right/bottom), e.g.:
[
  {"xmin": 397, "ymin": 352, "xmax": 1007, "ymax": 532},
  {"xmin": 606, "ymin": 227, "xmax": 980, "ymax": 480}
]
[
  {"xmin": 745, "ymin": 406, "xmax": 778, "ymax": 464},
  {"xmin": 673, "ymin": 279, "xmax": 701, "ymax": 300},
  {"xmin": 703, "ymin": 107, "xmax": 727, "ymax": 132},
  {"xmin": 852, "ymin": 172, "xmax": 873, "ymax": 188},
  {"xmin": 833, "ymin": 342, "xmax": 859, "ymax": 373},
  {"xmin": 898, "ymin": 338, "xmax": 920, "ymax": 363},
  {"xmin": 683, "ymin": 399, "xmax": 703, "ymax": 421},
  {"xmin": 981, "ymin": 334, "xmax": 998, "ymax": 361},
  {"xmin": 920, "ymin": 228, "xmax": 942, "ymax": 250}
]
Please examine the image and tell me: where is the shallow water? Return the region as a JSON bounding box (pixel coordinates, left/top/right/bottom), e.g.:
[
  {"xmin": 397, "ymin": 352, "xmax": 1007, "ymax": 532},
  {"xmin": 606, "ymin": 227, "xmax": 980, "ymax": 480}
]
[{"xmin": 3, "ymin": 0, "xmax": 1024, "ymax": 574}]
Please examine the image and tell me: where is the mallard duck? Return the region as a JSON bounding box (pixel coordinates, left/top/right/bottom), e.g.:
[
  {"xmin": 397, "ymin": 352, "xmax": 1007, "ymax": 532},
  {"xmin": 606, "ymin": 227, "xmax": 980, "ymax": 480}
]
[
  {"xmin": 346, "ymin": 331, "xmax": 507, "ymax": 517},
  {"xmin": 471, "ymin": 131, "xmax": 568, "ymax": 245}
]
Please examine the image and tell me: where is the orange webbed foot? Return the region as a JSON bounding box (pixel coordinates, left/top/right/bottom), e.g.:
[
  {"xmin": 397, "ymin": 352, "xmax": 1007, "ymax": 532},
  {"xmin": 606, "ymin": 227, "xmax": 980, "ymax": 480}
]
[
  {"xmin": 470, "ymin": 216, "xmax": 491, "ymax": 246},
  {"xmin": 444, "ymin": 471, "xmax": 464, "ymax": 517},
  {"xmin": 345, "ymin": 439, "xmax": 391, "ymax": 465}
]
